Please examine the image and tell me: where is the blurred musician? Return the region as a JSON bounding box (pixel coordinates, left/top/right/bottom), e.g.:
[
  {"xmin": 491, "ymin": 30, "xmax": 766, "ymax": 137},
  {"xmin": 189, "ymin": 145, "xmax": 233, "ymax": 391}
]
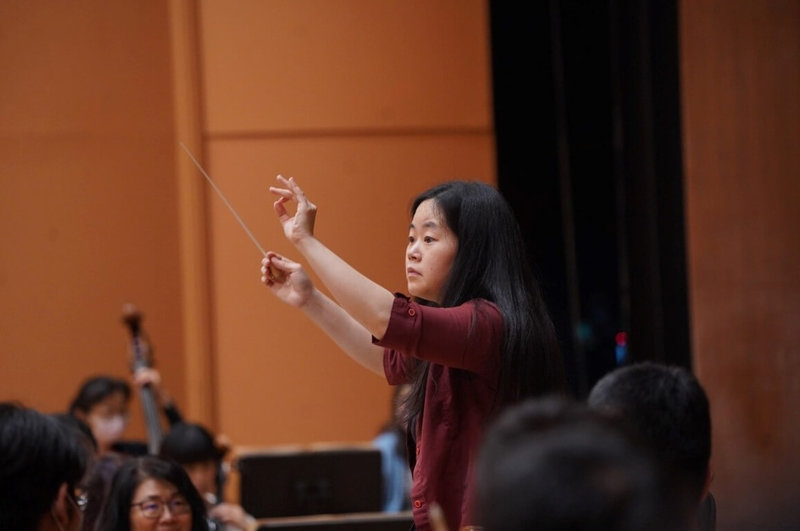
[{"xmin": 160, "ymin": 421, "xmax": 257, "ymax": 531}]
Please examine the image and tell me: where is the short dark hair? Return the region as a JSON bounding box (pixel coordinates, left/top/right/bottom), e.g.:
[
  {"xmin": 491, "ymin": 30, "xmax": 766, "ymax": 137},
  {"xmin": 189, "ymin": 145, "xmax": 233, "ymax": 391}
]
[
  {"xmin": 0, "ymin": 402, "xmax": 89, "ymax": 531},
  {"xmin": 51, "ymin": 411, "xmax": 98, "ymax": 453},
  {"xmin": 587, "ymin": 361, "xmax": 711, "ymax": 500},
  {"xmin": 95, "ymin": 455, "xmax": 209, "ymax": 531},
  {"xmin": 68, "ymin": 375, "xmax": 131, "ymax": 415},
  {"xmin": 474, "ymin": 395, "xmax": 667, "ymax": 531},
  {"xmin": 159, "ymin": 422, "xmax": 226, "ymax": 465}
]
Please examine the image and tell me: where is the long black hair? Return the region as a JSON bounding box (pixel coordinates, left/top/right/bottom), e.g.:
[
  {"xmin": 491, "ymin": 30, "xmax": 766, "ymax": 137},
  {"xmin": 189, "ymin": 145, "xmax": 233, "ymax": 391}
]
[
  {"xmin": 94, "ymin": 455, "xmax": 209, "ymax": 531},
  {"xmin": 402, "ymin": 181, "xmax": 566, "ymax": 425}
]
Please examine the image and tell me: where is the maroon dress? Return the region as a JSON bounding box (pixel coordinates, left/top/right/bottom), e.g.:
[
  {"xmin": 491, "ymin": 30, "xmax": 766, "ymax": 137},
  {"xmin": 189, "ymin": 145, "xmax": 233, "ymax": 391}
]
[{"xmin": 377, "ymin": 294, "xmax": 502, "ymax": 531}]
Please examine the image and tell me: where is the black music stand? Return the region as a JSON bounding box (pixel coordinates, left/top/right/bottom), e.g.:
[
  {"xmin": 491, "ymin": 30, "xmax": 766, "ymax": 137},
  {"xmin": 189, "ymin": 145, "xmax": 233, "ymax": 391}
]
[
  {"xmin": 237, "ymin": 445, "xmax": 384, "ymax": 519},
  {"xmin": 255, "ymin": 511, "xmax": 414, "ymax": 531}
]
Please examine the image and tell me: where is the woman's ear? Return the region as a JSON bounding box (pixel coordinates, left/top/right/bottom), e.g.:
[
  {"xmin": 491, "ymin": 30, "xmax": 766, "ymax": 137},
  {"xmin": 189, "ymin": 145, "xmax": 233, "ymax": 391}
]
[{"xmin": 50, "ymin": 483, "xmax": 71, "ymax": 528}]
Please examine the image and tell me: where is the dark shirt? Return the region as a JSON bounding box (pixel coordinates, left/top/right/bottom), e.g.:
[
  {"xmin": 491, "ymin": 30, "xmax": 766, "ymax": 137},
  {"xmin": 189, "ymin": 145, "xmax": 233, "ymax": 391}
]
[{"xmin": 377, "ymin": 294, "xmax": 502, "ymax": 531}]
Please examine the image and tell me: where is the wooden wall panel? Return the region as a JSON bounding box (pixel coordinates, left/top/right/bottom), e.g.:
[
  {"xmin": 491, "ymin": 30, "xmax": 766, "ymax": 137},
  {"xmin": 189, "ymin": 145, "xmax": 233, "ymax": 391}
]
[
  {"xmin": 0, "ymin": 1, "xmax": 184, "ymax": 440},
  {"xmin": 199, "ymin": 0, "xmax": 491, "ymax": 133},
  {"xmin": 680, "ymin": 0, "xmax": 800, "ymax": 526}
]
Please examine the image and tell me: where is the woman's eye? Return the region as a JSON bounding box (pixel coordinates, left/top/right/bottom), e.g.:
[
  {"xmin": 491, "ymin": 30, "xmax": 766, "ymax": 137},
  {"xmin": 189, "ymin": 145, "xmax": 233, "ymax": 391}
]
[{"xmin": 424, "ymin": 236, "xmax": 435, "ymax": 243}]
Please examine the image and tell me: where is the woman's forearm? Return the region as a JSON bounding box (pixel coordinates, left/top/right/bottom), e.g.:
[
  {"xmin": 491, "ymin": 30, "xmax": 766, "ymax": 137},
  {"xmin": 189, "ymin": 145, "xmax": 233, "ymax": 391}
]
[
  {"xmin": 302, "ymin": 288, "xmax": 387, "ymax": 376},
  {"xmin": 295, "ymin": 236, "xmax": 396, "ymax": 341}
]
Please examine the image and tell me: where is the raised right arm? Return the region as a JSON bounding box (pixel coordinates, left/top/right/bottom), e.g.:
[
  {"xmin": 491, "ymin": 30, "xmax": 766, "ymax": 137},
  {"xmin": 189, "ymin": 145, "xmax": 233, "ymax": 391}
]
[{"xmin": 269, "ymin": 176, "xmax": 397, "ymax": 341}]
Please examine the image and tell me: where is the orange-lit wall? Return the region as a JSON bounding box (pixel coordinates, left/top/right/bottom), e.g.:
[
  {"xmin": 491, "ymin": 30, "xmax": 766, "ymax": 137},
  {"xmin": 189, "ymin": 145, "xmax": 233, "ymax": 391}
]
[
  {"xmin": 680, "ymin": 0, "xmax": 800, "ymax": 526},
  {"xmin": 0, "ymin": 2, "xmax": 185, "ymax": 440}
]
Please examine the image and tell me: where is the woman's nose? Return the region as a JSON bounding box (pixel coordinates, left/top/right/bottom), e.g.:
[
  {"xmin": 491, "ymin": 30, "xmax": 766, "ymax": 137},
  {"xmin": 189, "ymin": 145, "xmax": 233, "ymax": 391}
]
[{"xmin": 159, "ymin": 505, "xmax": 176, "ymax": 522}]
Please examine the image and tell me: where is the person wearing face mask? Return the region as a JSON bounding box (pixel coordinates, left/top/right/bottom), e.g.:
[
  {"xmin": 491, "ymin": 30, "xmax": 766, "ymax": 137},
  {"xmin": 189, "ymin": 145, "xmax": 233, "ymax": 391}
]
[
  {"xmin": 0, "ymin": 401, "xmax": 90, "ymax": 531},
  {"xmin": 68, "ymin": 371, "xmax": 184, "ymax": 457}
]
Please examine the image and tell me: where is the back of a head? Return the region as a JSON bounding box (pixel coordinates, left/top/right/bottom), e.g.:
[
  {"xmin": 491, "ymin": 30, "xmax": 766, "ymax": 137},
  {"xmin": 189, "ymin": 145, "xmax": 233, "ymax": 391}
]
[
  {"xmin": 0, "ymin": 402, "xmax": 89, "ymax": 531},
  {"xmin": 95, "ymin": 455, "xmax": 208, "ymax": 531},
  {"xmin": 474, "ymin": 396, "xmax": 667, "ymax": 531},
  {"xmin": 51, "ymin": 411, "xmax": 98, "ymax": 455},
  {"xmin": 587, "ymin": 361, "xmax": 711, "ymax": 500},
  {"xmin": 159, "ymin": 422, "xmax": 226, "ymax": 465}
]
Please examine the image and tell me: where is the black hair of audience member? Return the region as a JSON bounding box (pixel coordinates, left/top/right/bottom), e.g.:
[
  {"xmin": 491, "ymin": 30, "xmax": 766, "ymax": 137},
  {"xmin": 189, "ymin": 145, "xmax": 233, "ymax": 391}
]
[
  {"xmin": 68, "ymin": 375, "xmax": 131, "ymax": 416},
  {"xmin": 0, "ymin": 401, "xmax": 90, "ymax": 531},
  {"xmin": 51, "ymin": 411, "xmax": 98, "ymax": 455},
  {"xmin": 587, "ymin": 361, "xmax": 712, "ymax": 503},
  {"xmin": 159, "ymin": 421, "xmax": 228, "ymax": 502},
  {"xmin": 473, "ymin": 395, "xmax": 672, "ymax": 531},
  {"xmin": 94, "ymin": 455, "xmax": 208, "ymax": 531},
  {"xmin": 159, "ymin": 422, "xmax": 227, "ymax": 465}
]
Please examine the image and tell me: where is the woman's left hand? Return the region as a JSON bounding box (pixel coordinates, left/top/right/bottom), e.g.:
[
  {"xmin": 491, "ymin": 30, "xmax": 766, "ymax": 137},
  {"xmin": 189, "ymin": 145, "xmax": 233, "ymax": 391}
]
[{"xmin": 270, "ymin": 175, "xmax": 317, "ymax": 246}]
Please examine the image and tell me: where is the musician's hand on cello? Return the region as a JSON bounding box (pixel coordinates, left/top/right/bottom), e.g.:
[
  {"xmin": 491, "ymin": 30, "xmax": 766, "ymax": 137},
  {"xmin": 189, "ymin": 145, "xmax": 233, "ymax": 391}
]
[
  {"xmin": 132, "ymin": 367, "xmax": 173, "ymax": 409},
  {"xmin": 209, "ymin": 503, "xmax": 257, "ymax": 531}
]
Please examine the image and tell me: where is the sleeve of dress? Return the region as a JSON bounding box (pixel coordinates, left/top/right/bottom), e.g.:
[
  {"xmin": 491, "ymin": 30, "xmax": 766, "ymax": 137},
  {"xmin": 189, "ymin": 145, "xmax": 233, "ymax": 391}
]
[{"xmin": 375, "ymin": 293, "xmax": 503, "ymax": 373}]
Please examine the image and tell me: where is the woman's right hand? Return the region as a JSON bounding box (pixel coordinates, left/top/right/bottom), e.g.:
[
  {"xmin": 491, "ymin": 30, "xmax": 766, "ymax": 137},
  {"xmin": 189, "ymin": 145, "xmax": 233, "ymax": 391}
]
[
  {"xmin": 260, "ymin": 251, "xmax": 313, "ymax": 308},
  {"xmin": 270, "ymin": 175, "xmax": 317, "ymax": 246}
]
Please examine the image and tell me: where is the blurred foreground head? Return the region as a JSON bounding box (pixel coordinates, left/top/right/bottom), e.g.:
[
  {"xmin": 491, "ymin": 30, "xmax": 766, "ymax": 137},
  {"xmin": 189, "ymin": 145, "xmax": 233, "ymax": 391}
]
[
  {"xmin": 0, "ymin": 402, "xmax": 90, "ymax": 531},
  {"xmin": 588, "ymin": 361, "xmax": 712, "ymax": 502},
  {"xmin": 473, "ymin": 395, "xmax": 675, "ymax": 531}
]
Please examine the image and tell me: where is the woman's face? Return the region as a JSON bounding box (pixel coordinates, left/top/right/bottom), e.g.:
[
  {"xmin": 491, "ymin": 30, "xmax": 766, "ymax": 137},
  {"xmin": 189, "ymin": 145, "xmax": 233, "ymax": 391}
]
[
  {"xmin": 85, "ymin": 391, "xmax": 129, "ymax": 452},
  {"xmin": 130, "ymin": 478, "xmax": 193, "ymax": 531},
  {"xmin": 406, "ymin": 199, "xmax": 458, "ymax": 304}
]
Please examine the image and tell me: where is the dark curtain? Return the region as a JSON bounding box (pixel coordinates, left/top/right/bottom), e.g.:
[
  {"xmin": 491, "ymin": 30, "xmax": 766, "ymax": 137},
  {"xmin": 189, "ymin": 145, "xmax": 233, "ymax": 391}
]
[{"xmin": 489, "ymin": 0, "xmax": 690, "ymax": 398}]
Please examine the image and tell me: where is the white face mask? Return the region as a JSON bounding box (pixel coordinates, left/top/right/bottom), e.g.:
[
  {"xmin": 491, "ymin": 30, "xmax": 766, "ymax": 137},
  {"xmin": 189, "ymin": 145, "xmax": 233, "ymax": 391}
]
[{"xmin": 90, "ymin": 414, "xmax": 127, "ymax": 445}]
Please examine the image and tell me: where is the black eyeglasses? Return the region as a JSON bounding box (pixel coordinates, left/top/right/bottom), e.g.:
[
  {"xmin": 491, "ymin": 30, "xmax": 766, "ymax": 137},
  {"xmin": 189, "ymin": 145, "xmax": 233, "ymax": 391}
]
[{"xmin": 131, "ymin": 498, "xmax": 191, "ymax": 519}]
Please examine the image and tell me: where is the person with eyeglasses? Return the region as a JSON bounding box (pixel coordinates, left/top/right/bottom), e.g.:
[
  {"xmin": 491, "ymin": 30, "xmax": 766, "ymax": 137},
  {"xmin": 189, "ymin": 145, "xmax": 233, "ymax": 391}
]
[
  {"xmin": 94, "ymin": 455, "xmax": 209, "ymax": 531},
  {"xmin": 0, "ymin": 401, "xmax": 90, "ymax": 531}
]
